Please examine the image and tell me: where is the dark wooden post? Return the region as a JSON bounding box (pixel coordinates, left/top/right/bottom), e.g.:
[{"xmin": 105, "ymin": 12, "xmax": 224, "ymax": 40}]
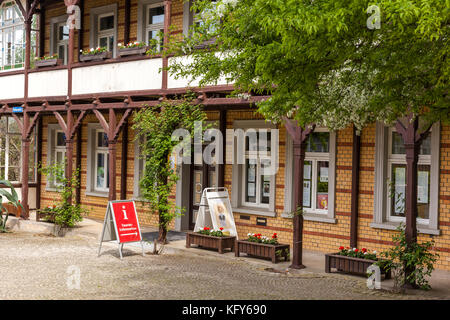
[
  {"xmin": 93, "ymin": 107, "xmax": 132, "ymax": 201},
  {"xmin": 394, "ymin": 114, "xmax": 433, "ymax": 287},
  {"xmin": 35, "ymin": 116, "xmax": 43, "ymax": 218},
  {"xmin": 120, "ymin": 120, "xmax": 128, "ymax": 200},
  {"xmin": 77, "ymin": 0, "xmax": 84, "ymax": 62},
  {"xmin": 124, "ymin": 0, "xmax": 131, "ymax": 45},
  {"xmin": 38, "ymin": 4, "xmax": 45, "ymax": 58},
  {"xmin": 284, "ymin": 117, "xmax": 314, "ymax": 269},
  {"xmin": 12, "ymin": 111, "xmax": 40, "ymax": 219},
  {"xmin": 161, "ymin": 0, "xmax": 172, "ymax": 90},
  {"xmin": 53, "ymin": 109, "xmax": 87, "ymax": 205},
  {"xmin": 75, "ymin": 124, "xmax": 82, "ymax": 204},
  {"xmin": 218, "ymin": 108, "xmax": 226, "ymax": 187},
  {"xmin": 108, "ymin": 108, "xmax": 117, "ymax": 201},
  {"xmin": 350, "ymin": 126, "xmax": 361, "ymax": 248}
]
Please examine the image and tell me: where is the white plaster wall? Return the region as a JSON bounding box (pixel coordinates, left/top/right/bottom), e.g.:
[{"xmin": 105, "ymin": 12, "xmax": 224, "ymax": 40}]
[
  {"xmin": 72, "ymin": 58, "xmax": 163, "ymax": 95},
  {"xmin": 0, "ymin": 73, "xmax": 25, "ymax": 100},
  {"xmin": 28, "ymin": 69, "xmax": 68, "ymax": 98},
  {"xmin": 167, "ymin": 55, "xmax": 231, "ymax": 89}
]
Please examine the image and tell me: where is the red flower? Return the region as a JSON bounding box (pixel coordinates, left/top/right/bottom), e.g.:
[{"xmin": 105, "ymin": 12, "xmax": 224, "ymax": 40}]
[
  {"xmin": 339, "ymin": 246, "xmax": 344, "ymax": 250},
  {"xmin": 361, "ymin": 248, "xmax": 367, "ymax": 253},
  {"xmin": 203, "ymin": 227, "xmax": 210, "ymax": 231},
  {"xmin": 354, "ymin": 249, "xmax": 359, "ymax": 253},
  {"xmin": 219, "ymin": 227, "xmax": 224, "ymax": 231},
  {"xmin": 346, "ymin": 246, "xmax": 350, "ymax": 249}
]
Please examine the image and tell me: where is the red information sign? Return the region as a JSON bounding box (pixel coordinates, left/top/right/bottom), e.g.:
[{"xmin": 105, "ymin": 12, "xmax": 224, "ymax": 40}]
[{"xmin": 111, "ymin": 201, "xmax": 142, "ymax": 243}]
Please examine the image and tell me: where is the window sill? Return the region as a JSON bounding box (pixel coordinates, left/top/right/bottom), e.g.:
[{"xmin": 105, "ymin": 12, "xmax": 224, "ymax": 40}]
[
  {"xmin": 280, "ymin": 211, "xmax": 336, "ymax": 223},
  {"xmin": 85, "ymin": 191, "xmax": 109, "ymax": 198},
  {"xmin": 232, "ymin": 206, "xmax": 276, "ymax": 217},
  {"xmin": 370, "ymin": 222, "xmax": 440, "ymax": 235}
]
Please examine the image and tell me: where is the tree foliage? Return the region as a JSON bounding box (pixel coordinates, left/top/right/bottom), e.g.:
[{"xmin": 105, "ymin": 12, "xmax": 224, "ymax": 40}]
[
  {"xmin": 166, "ymin": 0, "xmax": 449, "ymax": 130},
  {"xmin": 133, "ymin": 94, "xmax": 207, "ymax": 242}
]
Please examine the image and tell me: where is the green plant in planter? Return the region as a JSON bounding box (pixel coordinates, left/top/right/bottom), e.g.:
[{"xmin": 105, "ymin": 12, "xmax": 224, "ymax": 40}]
[
  {"xmin": 376, "ymin": 224, "xmax": 438, "ymax": 290},
  {"xmin": 0, "ymin": 180, "xmax": 24, "ymax": 232},
  {"xmin": 38, "ymin": 161, "xmax": 88, "ymax": 228}
]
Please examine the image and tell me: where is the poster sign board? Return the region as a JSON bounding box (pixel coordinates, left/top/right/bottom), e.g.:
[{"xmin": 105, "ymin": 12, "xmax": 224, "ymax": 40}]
[
  {"xmin": 194, "ymin": 187, "xmax": 238, "ymax": 238},
  {"xmin": 98, "ymin": 200, "xmax": 144, "ymax": 259}
]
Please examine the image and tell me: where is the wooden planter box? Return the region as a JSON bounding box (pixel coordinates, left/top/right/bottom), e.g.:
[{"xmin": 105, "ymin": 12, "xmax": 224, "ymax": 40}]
[
  {"xmin": 118, "ymin": 46, "xmax": 149, "ymax": 57},
  {"xmin": 186, "ymin": 232, "xmax": 235, "ymax": 254},
  {"xmin": 35, "ymin": 58, "xmax": 62, "ymax": 68},
  {"xmin": 79, "ymin": 51, "xmax": 112, "ymax": 62},
  {"xmin": 325, "ymin": 253, "xmax": 391, "ymax": 279},
  {"xmin": 235, "ymin": 240, "xmax": 290, "ymax": 263},
  {"xmin": 1, "ymin": 203, "xmax": 22, "ymax": 217},
  {"xmin": 36, "ymin": 211, "xmax": 55, "ymax": 223}
]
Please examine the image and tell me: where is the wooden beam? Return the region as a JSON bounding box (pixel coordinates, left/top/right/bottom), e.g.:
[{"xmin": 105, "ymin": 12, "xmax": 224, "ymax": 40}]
[
  {"xmin": 120, "ymin": 120, "xmax": 128, "ymax": 200},
  {"xmin": 69, "ymin": 110, "xmax": 87, "ymax": 139},
  {"xmin": 350, "ymin": 126, "xmax": 361, "ymax": 248},
  {"xmin": 112, "ymin": 108, "xmax": 132, "ymax": 140},
  {"xmin": 25, "ymin": 111, "xmax": 40, "ymax": 138},
  {"xmin": 93, "ymin": 109, "xmax": 110, "ymax": 133},
  {"xmin": 53, "ymin": 111, "xmax": 68, "ymax": 133},
  {"xmin": 15, "ymin": 0, "xmax": 26, "ymax": 18}
]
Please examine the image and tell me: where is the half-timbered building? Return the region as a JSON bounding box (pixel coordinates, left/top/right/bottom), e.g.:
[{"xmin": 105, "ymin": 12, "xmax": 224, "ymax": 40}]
[{"xmin": 0, "ymin": 0, "xmax": 449, "ymax": 270}]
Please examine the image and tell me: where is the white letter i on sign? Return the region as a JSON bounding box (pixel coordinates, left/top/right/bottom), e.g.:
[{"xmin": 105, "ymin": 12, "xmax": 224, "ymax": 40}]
[{"xmin": 122, "ymin": 205, "xmax": 128, "ymax": 220}]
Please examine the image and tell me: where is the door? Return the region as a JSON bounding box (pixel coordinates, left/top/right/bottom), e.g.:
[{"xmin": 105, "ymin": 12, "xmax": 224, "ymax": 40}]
[{"xmin": 189, "ymin": 159, "xmax": 217, "ymax": 230}]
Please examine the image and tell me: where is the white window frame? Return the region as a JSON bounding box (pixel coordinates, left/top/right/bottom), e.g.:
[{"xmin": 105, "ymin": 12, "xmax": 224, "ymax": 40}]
[
  {"xmin": 89, "ymin": 4, "xmax": 117, "ymax": 57},
  {"xmin": 231, "ymin": 120, "xmax": 277, "ymax": 217},
  {"xmin": 94, "ymin": 129, "xmax": 109, "ymax": 192},
  {"xmin": 386, "ymin": 127, "xmax": 431, "ymax": 225},
  {"xmin": 0, "ymin": 1, "xmax": 25, "ymax": 71},
  {"xmin": 282, "ymin": 125, "xmax": 337, "ymax": 224},
  {"xmin": 86, "ymin": 124, "xmax": 109, "ymax": 197},
  {"xmin": 97, "ymin": 12, "xmax": 115, "ymax": 52},
  {"xmin": 372, "ymin": 121, "xmax": 440, "ymax": 235},
  {"xmin": 145, "ymin": 2, "xmax": 164, "ymax": 52},
  {"xmin": 53, "ymin": 129, "xmax": 66, "ymax": 187},
  {"xmin": 49, "ymin": 15, "xmax": 69, "ymax": 65}
]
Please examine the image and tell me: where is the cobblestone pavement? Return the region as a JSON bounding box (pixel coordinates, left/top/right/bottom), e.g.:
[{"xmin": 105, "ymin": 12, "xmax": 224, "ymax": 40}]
[{"xmin": 0, "ymin": 232, "xmax": 447, "ymax": 300}]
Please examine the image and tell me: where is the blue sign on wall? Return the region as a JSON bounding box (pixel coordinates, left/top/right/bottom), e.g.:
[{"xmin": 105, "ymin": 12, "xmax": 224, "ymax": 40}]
[{"xmin": 12, "ymin": 107, "xmax": 23, "ymax": 113}]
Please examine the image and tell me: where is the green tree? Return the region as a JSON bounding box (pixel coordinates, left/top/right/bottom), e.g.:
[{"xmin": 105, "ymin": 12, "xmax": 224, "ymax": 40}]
[
  {"xmin": 133, "ymin": 94, "xmax": 207, "ymax": 243},
  {"xmin": 166, "ymin": 0, "xmax": 448, "ymax": 129},
  {"xmin": 166, "ymin": 0, "xmax": 449, "ymax": 277}
]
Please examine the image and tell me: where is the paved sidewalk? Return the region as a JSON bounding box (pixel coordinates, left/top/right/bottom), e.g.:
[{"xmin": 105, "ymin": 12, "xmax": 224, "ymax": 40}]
[{"xmin": 1, "ymin": 217, "xmax": 448, "ymax": 299}]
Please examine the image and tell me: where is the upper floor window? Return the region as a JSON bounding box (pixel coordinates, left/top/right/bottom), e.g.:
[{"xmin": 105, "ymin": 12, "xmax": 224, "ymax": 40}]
[
  {"xmin": 0, "ymin": 1, "xmax": 25, "ymax": 71},
  {"xmin": 98, "ymin": 13, "xmax": 115, "ymax": 52},
  {"xmin": 46, "ymin": 124, "xmax": 66, "ymax": 189},
  {"xmin": 146, "ymin": 2, "xmax": 164, "ymax": 52},
  {"xmin": 56, "ymin": 22, "xmax": 69, "ymax": 64},
  {"xmin": 89, "ymin": 4, "xmax": 117, "ymax": 57}
]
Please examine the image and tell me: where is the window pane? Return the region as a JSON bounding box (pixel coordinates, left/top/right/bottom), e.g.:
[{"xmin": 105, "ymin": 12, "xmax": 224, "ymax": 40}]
[
  {"xmin": 417, "ymin": 165, "xmax": 430, "ymax": 219},
  {"xmin": 392, "ymin": 132, "xmax": 405, "ymax": 154},
  {"xmin": 56, "ymin": 132, "xmax": 66, "ymax": 147},
  {"xmin": 245, "ymin": 159, "xmax": 256, "ymax": 203},
  {"xmin": 96, "ymin": 153, "xmax": 105, "ymax": 188},
  {"xmin": 391, "ymin": 164, "xmax": 406, "ymax": 217},
  {"xmin": 420, "ymin": 135, "xmax": 431, "ymax": 155},
  {"xmin": 303, "ymin": 160, "xmax": 312, "ymax": 208},
  {"xmin": 260, "ymin": 159, "xmax": 271, "ymax": 204},
  {"xmin": 7, "ymin": 116, "xmax": 20, "ymax": 133},
  {"xmin": 58, "ymin": 45, "xmax": 66, "ymax": 62},
  {"xmin": 306, "ymin": 132, "xmax": 329, "ymax": 153},
  {"xmin": 97, "ymin": 132, "xmax": 108, "ymax": 147},
  {"xmin": 58, "ymin": 25, "xmax": 69, "ymax": 41},
  {"xmin": 99, "ymin": 37, "xmax": 108, "ymax": 49},
  {"xmin": 193, "ymin": 170, "xmax": 202, "ymax": 205},
  {"xmin": 149, "ymin": 6, "xmax": 164, "ymax": 24},
  {"xmin": 99, "ymin": 15, "xmax": 114, "ymax": 31},
  {"xmin": 108, "ymin": 35, "xmax": 114, "ymax": 52},
  {"xmin": 8, "ymin": 167, "xmax": 19, "ymax": 182},
  {"xmin": 317, "ymin": 161, "xmax": 329, "ymax": 210},
  {"xmin": 8, "ymin": 135, "xmax": 21, "ymax": 167}
]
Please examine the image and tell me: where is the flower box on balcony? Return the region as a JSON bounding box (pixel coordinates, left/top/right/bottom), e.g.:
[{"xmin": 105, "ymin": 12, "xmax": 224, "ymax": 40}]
[
  {"xmin": 235, "ymin": 240, "xmax": 290, "ymax": 263},
  {"xmin": 325, "ymin": 253, "xmax": 391, "ymax": 279},
  {"xmin": 79, "ymin": 51, "xmax": 112, "ymax": 62},
  {"xmin": 118, "ymin": 46, "xmax": 149, "ymax": 57},
  {"xmin": 186, "ymin": 232, "xmax": 236, "ymax": 254},
  {"xmin": 35, "ymin": 58, "xmax": 62, "ymax": 68}
]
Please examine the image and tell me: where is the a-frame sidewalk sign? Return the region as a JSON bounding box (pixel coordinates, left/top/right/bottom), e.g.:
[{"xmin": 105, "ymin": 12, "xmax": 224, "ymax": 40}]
[
  {"xmin": 98, "ymin": 200, "xmax": 145, "ymax": 259},
  {"xmin": 194, "ymin": 187, "xmax": 238, "ymax": 238}
]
